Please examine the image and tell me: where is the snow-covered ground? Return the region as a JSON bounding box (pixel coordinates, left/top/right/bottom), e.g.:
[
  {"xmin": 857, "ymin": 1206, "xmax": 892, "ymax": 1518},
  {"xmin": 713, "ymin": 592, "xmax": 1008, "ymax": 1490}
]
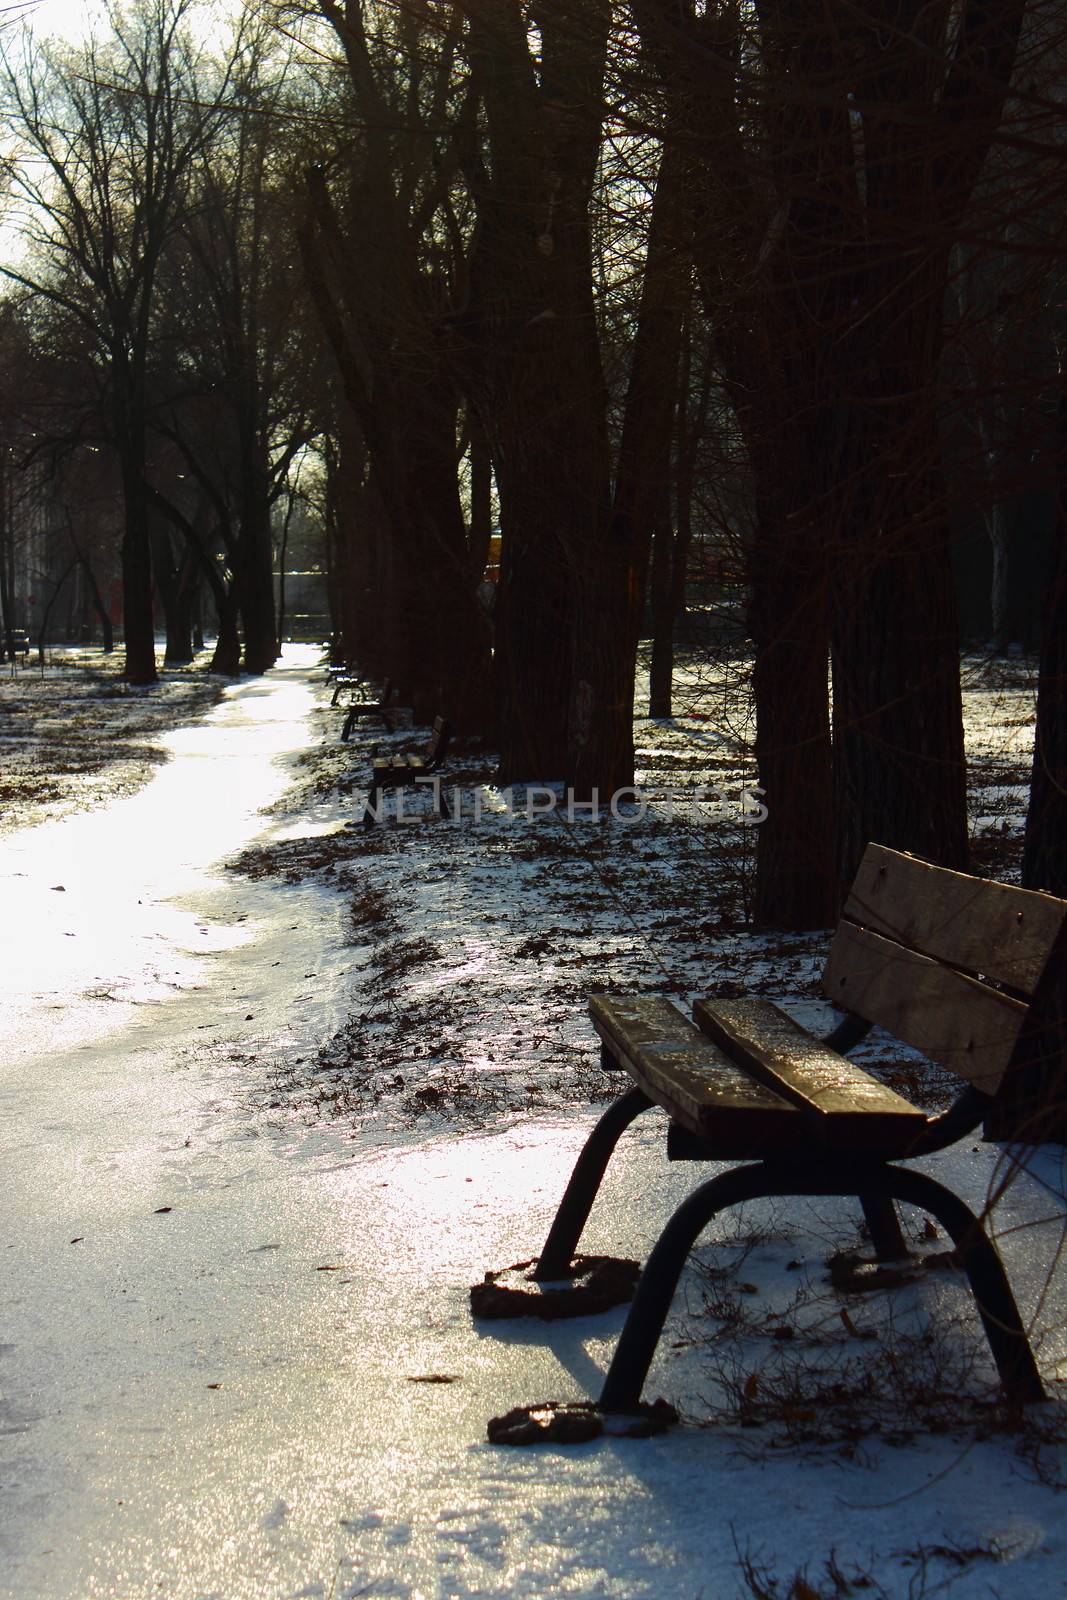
[{"xmin": 1, "ymin": 647, "xmax": 1065, "ymax": 1600}]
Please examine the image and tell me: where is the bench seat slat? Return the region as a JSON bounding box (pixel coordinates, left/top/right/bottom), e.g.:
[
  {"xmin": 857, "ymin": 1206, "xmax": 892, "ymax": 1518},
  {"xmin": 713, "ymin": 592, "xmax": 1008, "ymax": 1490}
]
[
  {"xmin": 822, "ymin": 922, "xmax": 1028, "ymax": 1093},
  {"xmin": 845, "ymin": 844, "xmax": 1067, "ymax": 996},
  {"xmin": 373, "ymin": 756, "xmax": 427, "ymax": 772},
  {"xmin": 591, "ymin": 995, "xmax": 804, "ymax": 1155},
  {"xmin": 693, "ymin": 997, "xmax": 927, "ymax": 1147}
]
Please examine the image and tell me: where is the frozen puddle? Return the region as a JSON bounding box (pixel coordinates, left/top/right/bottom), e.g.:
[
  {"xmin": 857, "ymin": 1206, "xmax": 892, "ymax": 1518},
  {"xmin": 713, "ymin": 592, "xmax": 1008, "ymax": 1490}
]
[{"xmin": 1, "ymin": 652, "xmax": 1066, "ymax": 1600}]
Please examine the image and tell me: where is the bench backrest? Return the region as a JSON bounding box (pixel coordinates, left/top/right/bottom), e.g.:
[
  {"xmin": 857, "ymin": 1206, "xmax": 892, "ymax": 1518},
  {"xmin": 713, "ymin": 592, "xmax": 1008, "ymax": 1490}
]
[
  {"xmin": 427, "ymin": 716, "xmax": 451, "ymax": 765},
  {"xmin": 821, "ymin": 844, "xmax": 1067, "ymax": 1093}
]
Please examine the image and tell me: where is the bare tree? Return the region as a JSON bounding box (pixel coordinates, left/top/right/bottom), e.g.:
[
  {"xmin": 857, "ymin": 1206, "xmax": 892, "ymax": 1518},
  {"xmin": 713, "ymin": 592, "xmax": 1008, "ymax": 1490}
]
[
  {"xmin": 297, "ymin": 0, "xmax": 494, "ymax": 733},
  {"xmin": 152, "ymin": 23, "xmax": 318, "ymax": 673},
  {"xmin": 1, "ymin": 0, "xmax": 237, "ymax": 683}
]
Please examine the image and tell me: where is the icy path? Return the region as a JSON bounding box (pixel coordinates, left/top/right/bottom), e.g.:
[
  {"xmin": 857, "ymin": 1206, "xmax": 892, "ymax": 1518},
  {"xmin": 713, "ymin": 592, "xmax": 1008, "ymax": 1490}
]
[{"xmin": 1, "ymin": 653, "xmax": 1066, "ymax": 1600}]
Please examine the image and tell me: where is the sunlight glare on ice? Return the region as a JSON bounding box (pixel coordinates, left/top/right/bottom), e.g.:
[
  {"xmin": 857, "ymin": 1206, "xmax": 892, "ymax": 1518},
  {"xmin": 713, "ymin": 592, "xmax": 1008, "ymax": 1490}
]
[
  {"xmin": 331, "ymin": 1126, "xmax": 580, "ymax": 1274},
  {"xmin": 0, "ymin": 652, "xmax": 320, "ymax": 1056}
]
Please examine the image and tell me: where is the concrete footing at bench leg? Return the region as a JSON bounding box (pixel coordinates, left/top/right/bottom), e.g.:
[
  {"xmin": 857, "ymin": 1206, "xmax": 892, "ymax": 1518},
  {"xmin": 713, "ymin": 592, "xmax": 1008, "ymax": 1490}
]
[{"xmin": 534, "ymin": 1088, "xmax": 652, "ymax": 1281}]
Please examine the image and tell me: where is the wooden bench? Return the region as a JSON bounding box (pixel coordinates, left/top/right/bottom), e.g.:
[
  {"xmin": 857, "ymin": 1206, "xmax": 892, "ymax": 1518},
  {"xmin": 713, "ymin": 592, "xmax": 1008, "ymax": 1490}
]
[
  {"xmin": 330, "ymin": 666, "xmax": 379, "ymax": 704},
  {"xmin": 361, "ymin": 715, "xmax": 451, "ymax": 824},
  {"xmin": 330, "ymin": 671, "xmax": 360, "ymax": 705},
  {"xmin": 478, "ymin": 844, "xmax": 1066, "ymax": 1424},
  {"xmin": 338, "ymin": 677, "xmax": 394, "ymax": 740}
]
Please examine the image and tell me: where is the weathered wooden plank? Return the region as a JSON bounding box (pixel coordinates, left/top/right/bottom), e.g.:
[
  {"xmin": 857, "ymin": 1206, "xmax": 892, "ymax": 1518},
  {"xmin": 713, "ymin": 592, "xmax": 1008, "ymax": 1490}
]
[
  {"xmin": 822, "ymin": 922, "xmax": 1029, "ymax": 1092},
  {"xmin": 589, "ymin": 995, "xmax": 800, "ymax": 1152},
  {"xmin": 693, "ymin": 997, "xmax": 927, "ymax": 1145},
  {"xmin": 843, "ymin": 844, "xmax": 1067, "ymax": 996}
]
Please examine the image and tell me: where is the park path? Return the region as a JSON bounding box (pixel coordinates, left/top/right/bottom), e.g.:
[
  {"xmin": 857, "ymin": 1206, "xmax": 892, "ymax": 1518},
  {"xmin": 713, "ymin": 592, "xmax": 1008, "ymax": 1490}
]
[{"xmin": 0, "ymin": 651, "xmax": 1064, "ymax": 1600}]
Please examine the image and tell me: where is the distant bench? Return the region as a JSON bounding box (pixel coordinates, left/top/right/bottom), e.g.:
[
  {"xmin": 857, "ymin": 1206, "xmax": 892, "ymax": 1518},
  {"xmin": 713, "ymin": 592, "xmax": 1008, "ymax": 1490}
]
[
  {"xmin": 477, "ymin": 844, "xmax": 1065, "ymax": 1432},
  {"xmin": 336, "ymin": 678, "xmax": 394, "ymax": 741},
  {"xmin": 362, "ymin": 715, "xmax": 451, "ymax": 824}
]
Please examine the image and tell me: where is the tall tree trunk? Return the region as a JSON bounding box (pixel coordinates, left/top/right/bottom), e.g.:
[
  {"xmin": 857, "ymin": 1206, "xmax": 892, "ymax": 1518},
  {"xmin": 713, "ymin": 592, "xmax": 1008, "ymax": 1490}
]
[
  {"xmin": 81, "ymin": 555, "xmax": 115, "ymax": 653},
  {"xmin": 151, "ymin": 521, "xmax": 195, "ymax": 665},
  {"xmin": 749, "ymin": 449, "xmax": 836, "ymax": 929},
  {"xmin": 990, "ymin": 382, "xmax": 1067, "ymax": 1145},
  {"xmin": 464, "ymin": 0, "xmax": 611, "ymax": 785},
  {"xmin": 633, "ymin": 0, "xmax": 1020, "ymax": 924},
  {"xmin": 212, "ymin": 586, "xmax": 241, "ymax": 675},
  {"xmin": 119, "ymin": 441, "xmax": 158, "ymax": 684},
  {"xmin": 38, "ymin": 558, "xmax": 78, "ymax": 659},
  {"xmin": 571, "ymin": 137, "xmax": 690, "ymax": 795},
  {"xmin": 649, "ymin": 322, "xmax": 708, "ymax": 719},
  {"xmin": 831, "ymin": 296, "xmax": 969, "ymax": 884},
  {"xmin": 238, "ymin": 429, "xmax": 278, "ymax": 674},
  {"xmin": 492, "ymin": 456, "xmax": 573, "ymax": 781},
  {"xmin": 300, "ymin": 184, "xmax": 491, "ymax": 729},
  {"xmin": 396, "ymin": 339, "xmax": 494, "ymax": 731},
  {"xmin": 1024, "ymin": 383, "xmax": 1067, "ymax": 897},
  {"xmin": 65, "ymin": 516, "xmax": 114, "ymax": 652},
  {"xmin": 146, "ymin": 482, "xmax": 237, "ymax": 674},
  {"xmin": 0, "ymin": 454, "xmax": 12, "ymax": 647},
  {"xmin": 647, "ymin": 505, "xmax": 674, "ymax": 721},
  {"xmin": 277, "ymin": 491, "xmax": 297, "ymax": 648}
]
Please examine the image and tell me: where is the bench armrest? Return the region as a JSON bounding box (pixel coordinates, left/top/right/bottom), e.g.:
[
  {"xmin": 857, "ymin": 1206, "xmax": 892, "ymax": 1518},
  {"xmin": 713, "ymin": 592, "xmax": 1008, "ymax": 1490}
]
[
  {"xmin": 821, "ymin": 1012, "xmax": 873, "ymax": 1054},
  {"xmin": 904, "ymin": 1085, "xmax": 993, "ymax": 1156}
]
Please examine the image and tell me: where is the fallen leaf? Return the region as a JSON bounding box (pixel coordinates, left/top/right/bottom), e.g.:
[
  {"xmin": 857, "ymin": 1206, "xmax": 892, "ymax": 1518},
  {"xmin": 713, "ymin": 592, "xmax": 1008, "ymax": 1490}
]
[
  {"xmin": 154, "ymin": 1206, "xmax": 172, "ymax": 1215},
  {"xmin": 406, "ymin": 1374, "xmax": 459, "ymax": 1384},
  {"xmin": 70, "ymin": 1236, "xmax": 84, "ymax": 1244}
]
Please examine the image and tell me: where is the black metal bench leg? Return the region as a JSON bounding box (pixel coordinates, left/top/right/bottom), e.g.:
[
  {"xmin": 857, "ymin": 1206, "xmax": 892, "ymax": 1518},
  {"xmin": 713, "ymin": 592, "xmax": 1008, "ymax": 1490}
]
[
  {"xmin": 341, "ymin": 707, "xmax": 356, "ymax": 741},
  {"xmin": 884, "ymin": 1167, "xmax": 1045, "ymax": 1405},
  {"xmin": 534, "ymin": 1088, "xmax": 652, "ymax": 1280},
  {"xmin": 599, "ymin": 1160, "xmax": 1045, "ymax": 1413},
  {"xmin": 599, "ymin": 1163, "xmax": 776, "ymax": 1411},
  {"xmin": 860, "ymin": 1193, "xmax": 909, "ymax": 1260},
  {"xmin": 361, "ymin": 785, "xmax": 381, "ymax": 826}
]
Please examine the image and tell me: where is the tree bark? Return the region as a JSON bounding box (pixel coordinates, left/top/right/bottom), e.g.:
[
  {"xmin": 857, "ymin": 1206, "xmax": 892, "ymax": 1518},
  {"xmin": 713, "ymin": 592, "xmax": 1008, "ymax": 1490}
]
[
  {"xmin": 570, "ymin": 135, "xmax": 690, "ymax": 795},
  {"xmin": 212, "ymin": 586, "xmax": 242, "ymax": 675},
  {"xmin": 119, "ymin": 452, "xmax": 158, "ymax": 684},
  {"xmin": 462, "ymin": 0, "xmax": 615, "ymax": 783},
  {"xmin": 649, "ymin": 322, "xmax": 708, "ymax": 719},
  {"xmin": 647, "ymin": 507, "xmax": 674, "ymax": 722},
  {"xmin": 633, "ymin": 0, "xmax": 1021, "ymax": 922},
  {"xmin": 238, "ymin": 425, "xmax": 278, "ymax": 674},
  {"xmin": 990, "ymin": 384, "xmax": 1067, "ymax": 1145},
  {"xmin": 1024, "ymin": 383, "xmax": 1067, "ymax": 898},
  {"xmin": 151, "ymin": 521, "xmax": 195, "ymax": 665},
  {"xmin": 299, "ymin": 175, "xmax": 492, "ymax": 731}
]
